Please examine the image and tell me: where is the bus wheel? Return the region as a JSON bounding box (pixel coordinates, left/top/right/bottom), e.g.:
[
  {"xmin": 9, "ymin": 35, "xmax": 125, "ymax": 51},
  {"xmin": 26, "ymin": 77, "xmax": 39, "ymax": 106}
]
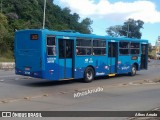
[
  {"xmin": 130, "ymin": 65, "xmax": 136, "ymax": 76},
  {"xmin": 84, "ymin": 67, "xmax": 94, "ymax": 83}
]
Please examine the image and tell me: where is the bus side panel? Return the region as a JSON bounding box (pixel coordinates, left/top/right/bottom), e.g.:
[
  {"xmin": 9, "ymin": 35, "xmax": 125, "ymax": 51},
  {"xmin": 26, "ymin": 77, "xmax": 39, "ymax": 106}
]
[
  {"xmin": 131, "ymin": 55, "xmax": 141, "ymax": 71},
  {"xmin": 117, "ymin": 56, "xmax": 131, "ymax": 74},
  {"xmin": 66, "ymin": 59, "xmax": 73, "ymax": 78},
  {"xmin": 108, "ymin": 57, "xmax": 116, "ymax": 73},
  {"xmin": 74, "ymin": 56, "xmax": 109, "ymax": 79},
  {"xmin": 42, "ymin": 32, "xmax": 59, "ymax": 80},
  {"xmin": 74, "ymin": 56, "xmax": 87, "ymax": 79},
  {"xmin": 58, "ymin": 59, "xmax": 65, "ymax": 79},
  {"xmin": 44, "ymin": 57, "xmax": 59, "ymax": 80}
]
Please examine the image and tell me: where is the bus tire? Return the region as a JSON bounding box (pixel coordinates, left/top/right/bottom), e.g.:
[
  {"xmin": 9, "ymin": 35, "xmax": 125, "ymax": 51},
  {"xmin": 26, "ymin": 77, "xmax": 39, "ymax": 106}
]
[
  {"xmin": 84, "ymin": 67, "xmax": 94, "ymax": 83},
  {"xmin": 129, "ymin": 65, "xmax": 136, "ymax": 76}
]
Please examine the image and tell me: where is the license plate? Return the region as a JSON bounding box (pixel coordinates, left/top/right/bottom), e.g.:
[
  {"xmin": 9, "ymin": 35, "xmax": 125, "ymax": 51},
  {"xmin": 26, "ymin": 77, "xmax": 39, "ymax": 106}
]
[
  {"xmin": 25, "ymin": 71, "xmax": 30, "ymax": 75},
  {"xmin": 25, "ymin": 67, "xmax": 30, "ymax": 71}
]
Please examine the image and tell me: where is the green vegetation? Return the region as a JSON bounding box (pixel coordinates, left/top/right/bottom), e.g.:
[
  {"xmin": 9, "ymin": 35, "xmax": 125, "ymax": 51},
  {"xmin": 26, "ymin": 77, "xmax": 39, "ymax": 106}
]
[
  {"xmin": 148, "ymin": 49, "xmax": 156, "ymax": 59},
  {"xmin": 148, "ymin": 43, "xmax": 156, "ymax": 59},
  {"xmin": 0, "ymin": 0, "xmax": 93, "ymax": 61},
  {"xmin": 0, "ymin": 57, "xmax": 14, "ymax": 62},
  {"xmin": 0, "ymin": 50, "xmax": 14, "ymax": 62}
]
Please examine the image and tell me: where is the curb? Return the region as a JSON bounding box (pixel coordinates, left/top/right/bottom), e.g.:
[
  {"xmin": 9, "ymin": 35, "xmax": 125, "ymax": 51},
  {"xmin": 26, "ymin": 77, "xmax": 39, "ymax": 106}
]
[{"xmin": 0, "ymin": 62, "xmax": 15, "ymax": 70}]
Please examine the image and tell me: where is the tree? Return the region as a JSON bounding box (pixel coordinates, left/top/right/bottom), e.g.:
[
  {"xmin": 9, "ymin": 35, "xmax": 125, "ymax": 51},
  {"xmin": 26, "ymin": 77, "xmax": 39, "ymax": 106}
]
[
  {"xmin": 148, "ymin": 43, "xmax": 152, "ymax": 53},
  {"xmin": 106, "ymin": 18, "xmax": 144, "ymax": 39},
  {"xmin": 0, "ymin": 0, "xmax": 93, "ymax": 57},
  {"xmin": 79, "ymin": 18, "xmax": 93, "ymax": 34},
  {"xmin": 106, "ymin": 25, "xmax": 122, "ymax": 37},
  {"xmin": 0, "ymin": 13, "xmax": 8, "ymax": 54},
  {"xmin": 120, "ymin": 19, "xmax": 144, "ymax": 39}
]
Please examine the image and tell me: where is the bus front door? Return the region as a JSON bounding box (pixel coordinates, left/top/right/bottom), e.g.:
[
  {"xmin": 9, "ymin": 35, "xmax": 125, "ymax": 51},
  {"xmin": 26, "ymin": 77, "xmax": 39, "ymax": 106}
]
[
  {"xmin": 108, "ymin": 42, "xmax": 118, "ymax": 74},
  {"xmin": 58, "ymin": 39, "xmax": 74, "ymax": 79},
  {"xmin": 141, "ymin": 44, "xmax": 148, "ymax": 69}
]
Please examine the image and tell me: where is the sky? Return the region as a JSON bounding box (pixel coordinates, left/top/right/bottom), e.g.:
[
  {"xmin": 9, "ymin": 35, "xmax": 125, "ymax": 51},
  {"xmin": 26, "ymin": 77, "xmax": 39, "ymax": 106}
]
[{"xmin": 54, "ymin": 0, "xmax": 160, "ymax": 45}]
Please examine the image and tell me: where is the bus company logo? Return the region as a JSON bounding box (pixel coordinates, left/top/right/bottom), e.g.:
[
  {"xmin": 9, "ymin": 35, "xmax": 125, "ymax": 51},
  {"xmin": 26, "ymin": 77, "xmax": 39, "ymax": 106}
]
[
  {"xmin": 121, "ymin": 66, "xmax": 130, "ymax": 70},
  {"xmin": 2, "ymin": 112, "xmax": 11, "ymax": 117},
  {"xmin": 89, "ymin": 58, "xmax": 93, "ymax": 63},
  {"xmin": 96, "ymin": 72, "xmax": 105, "ymax": 76},
  {"xmin": 85, "ymin": 58, "xmax": 89, "ymax": 63},
  {"xmin": 85, "ymin": 58, "xmax": 93, "ymax": 63}
]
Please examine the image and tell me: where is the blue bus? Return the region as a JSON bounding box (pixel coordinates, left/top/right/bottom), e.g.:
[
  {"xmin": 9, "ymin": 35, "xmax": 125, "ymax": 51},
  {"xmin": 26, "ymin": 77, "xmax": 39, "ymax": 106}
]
[{"xmin": 14, "ymin": 29, "xmax": 148, "ymax": 82}]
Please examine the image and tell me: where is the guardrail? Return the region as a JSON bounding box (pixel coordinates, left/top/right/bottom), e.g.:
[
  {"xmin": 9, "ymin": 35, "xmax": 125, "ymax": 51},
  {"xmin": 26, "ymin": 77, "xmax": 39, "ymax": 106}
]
[{"xmin": 0, "ymin": 62, "xmax": 15, "ymax": 70}]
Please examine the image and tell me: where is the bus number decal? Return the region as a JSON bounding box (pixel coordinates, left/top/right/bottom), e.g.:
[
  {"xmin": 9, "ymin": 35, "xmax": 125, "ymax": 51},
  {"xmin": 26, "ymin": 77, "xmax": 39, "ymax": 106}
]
[{"xmin": 47, "ymin": 58, "xmax": 55, "ymax": 63}]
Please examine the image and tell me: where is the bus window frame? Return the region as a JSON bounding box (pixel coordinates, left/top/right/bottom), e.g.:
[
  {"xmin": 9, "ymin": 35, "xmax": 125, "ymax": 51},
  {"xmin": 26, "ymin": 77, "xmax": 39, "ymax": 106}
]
[
  {"xmin": 46, "ymin": 36, "xmax": 56, "ymax": 56},
  {"xmin": 93, "ymin": 39, "xmax": 106, "ymax": 56},
  {"xmin": 76, "ymin": 38, "xmax": 107, "ymax": 56},
  {"xmin": 119, "ymin": 41, "xmax": 130, "ymax": 56},
  {"xmin": 76, "ymin": 38, "xmax": 92, "ymax": 56},
  {"xmin": 130, "ymin": 42, "xmax": 140, "ymax": 55}
]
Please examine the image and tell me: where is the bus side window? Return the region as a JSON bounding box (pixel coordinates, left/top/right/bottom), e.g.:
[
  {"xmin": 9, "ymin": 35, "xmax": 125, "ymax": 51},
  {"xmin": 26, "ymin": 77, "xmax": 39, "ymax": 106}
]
[
  {"xmin": 93, "ymin": 39, "xmax": 106, "ymax": 56},
  {"xmin": 142, "ymin": 45, "xmax": 146, "ymax": 55},
  {"xmin": 86, "ymin": 48, "xmax": 91, "ymax": 55},
  {"xmin": 66, "ymin": 43, "xmax": 72, "ymax": 58},
  {"xmin": 47, "ymin": 47, "xmax": 56, "ymax": 56},
  {"xmin": 119, "ymin": 41, "xmax": 129, "ymax": 55},
  {"xmin": 76, "ymin": 48, "xmax": 79, "ymax": 55},
  {"xmin": 130, "ymin": 42, "xmax": 140, "ymax": 55},
  {"xmin": 76, "ymin": 38, "xmax": 92, "ymax": 56},
  {"xmin": 47, "ymin": 36, "xmax": 56, "ymax": 56},
  {"xmin": 58, "ymin": 40, "xmax": 65, "ymax": 58}
]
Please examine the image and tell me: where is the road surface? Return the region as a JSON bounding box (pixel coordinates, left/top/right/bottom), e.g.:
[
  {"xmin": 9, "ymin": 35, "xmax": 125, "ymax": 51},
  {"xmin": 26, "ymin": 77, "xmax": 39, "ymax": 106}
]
[{"xmin": 0, "ymin": 59, "xmax": 160, "ymax": 120}]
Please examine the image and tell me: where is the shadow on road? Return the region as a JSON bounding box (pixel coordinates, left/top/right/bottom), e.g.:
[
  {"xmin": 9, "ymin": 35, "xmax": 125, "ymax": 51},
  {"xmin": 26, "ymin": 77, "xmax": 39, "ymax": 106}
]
[
  {"xmin": 23, "ymin": 79, "xmax": 83, "ymax": 87},
  {"xmin": 6, "ymin": 73, "xmax": 141, "ymax": 87}
]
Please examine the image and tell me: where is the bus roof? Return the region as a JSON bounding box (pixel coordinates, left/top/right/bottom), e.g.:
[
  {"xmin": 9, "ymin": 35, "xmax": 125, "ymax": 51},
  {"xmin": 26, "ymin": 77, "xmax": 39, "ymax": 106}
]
[{"xmin": 16, "ymin": 29, "xmax": 148, "ymax": 42}]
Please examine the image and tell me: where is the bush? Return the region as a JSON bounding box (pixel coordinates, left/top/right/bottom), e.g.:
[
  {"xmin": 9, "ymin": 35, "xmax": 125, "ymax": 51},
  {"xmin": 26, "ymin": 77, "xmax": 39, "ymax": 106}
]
[{"xmin": 148, "ymin": 54, "xmax": 156, "ymax": 59}]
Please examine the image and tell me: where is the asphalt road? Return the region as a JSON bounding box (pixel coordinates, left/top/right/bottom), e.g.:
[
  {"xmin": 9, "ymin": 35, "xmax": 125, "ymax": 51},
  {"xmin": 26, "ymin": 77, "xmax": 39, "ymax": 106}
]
[{"xmin": 0, "ymin": 59, "xmax": 160, "ymax": 120}]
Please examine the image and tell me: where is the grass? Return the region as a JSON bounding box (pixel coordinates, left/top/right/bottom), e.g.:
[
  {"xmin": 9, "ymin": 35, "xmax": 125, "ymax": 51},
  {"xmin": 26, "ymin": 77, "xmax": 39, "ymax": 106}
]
[
  {"xmin": 0, "ymin": 51, "xmax": 15, "ymax": 62},
  {"xmin": 0, "ymin": 57, "xmax": 14, "ymax": 62}
]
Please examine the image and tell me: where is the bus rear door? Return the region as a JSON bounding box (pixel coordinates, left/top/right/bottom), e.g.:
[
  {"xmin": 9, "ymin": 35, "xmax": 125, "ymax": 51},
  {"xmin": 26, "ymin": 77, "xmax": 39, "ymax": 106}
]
[
  {"xmin": 58, "ymin": 38, "xmax": 74, "ymax": 79},
  {"xmin": 108, "ymin": 41, "xmax": 118, "ymax": 74}
]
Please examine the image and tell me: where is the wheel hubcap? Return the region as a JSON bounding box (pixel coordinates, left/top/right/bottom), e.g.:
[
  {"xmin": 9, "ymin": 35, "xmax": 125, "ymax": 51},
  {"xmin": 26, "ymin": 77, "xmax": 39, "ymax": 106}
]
[
  {"xmin": 132, "ymin": 67, "xmax": 136, "ymax": 74},
  {"xmin": 87, "ymin": 70, "xmax": 92, "ymax": 80}
]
